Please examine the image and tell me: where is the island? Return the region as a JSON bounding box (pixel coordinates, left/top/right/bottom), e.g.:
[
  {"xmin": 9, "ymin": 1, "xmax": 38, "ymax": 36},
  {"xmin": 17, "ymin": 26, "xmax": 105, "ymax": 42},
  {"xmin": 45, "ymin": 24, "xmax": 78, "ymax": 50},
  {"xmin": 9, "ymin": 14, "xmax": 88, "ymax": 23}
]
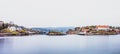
[
  {"xmin": 66, "ymin": 25, "xmax": 120, "ymax": 35},
  {"xmin": 0, "ymin": 21, "xmax": 42, "ymax": 36},
  {"xmin": 0, "ymin": 20, "xmax": 120, "ymax": 36},
  {"xmin": 47, "ymin": 31, "xmax": 66, "ymax": 36}
]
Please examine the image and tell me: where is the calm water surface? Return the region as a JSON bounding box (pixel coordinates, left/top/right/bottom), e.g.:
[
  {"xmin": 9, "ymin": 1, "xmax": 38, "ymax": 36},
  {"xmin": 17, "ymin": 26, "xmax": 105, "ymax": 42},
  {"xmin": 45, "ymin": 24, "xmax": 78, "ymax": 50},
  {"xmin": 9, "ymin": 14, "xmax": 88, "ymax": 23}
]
[{"xmin": 0, "ymin": 35, "xmax": 120, "ymax": 54}]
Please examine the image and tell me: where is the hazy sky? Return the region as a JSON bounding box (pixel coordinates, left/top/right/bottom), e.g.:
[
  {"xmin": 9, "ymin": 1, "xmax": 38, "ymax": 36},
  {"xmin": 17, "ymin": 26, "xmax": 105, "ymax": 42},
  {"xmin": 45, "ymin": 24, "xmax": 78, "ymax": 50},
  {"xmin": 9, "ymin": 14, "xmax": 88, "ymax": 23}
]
[{"xmin": 0, "ymin": 0, "xmax": 120, "ymax": 27}]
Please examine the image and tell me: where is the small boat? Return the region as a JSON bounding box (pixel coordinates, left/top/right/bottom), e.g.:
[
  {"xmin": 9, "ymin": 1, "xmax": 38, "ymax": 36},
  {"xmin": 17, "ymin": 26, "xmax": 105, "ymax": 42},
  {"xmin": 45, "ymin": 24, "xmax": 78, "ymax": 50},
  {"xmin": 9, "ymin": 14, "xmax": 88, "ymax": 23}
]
[{"xmin": 77, "ymin": 32, "xmax": 86, "ymax": 35}]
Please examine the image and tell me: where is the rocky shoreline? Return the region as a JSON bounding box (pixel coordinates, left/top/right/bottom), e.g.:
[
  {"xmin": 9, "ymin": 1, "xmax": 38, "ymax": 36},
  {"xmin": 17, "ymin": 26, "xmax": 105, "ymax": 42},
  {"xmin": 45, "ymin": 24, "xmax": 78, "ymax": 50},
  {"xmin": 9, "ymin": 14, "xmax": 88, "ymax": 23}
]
[
  {"xmin": 0, "ymin": 21, "xmax": 120, "ymax": 36},
  {"xmin": 45, "ymin": 25, "xmax": 120, "ymax": 36},
  {"xmin": 0, "ymin": 32, "xmax": 41, "ymax": 36},
  {"xmin": 0, "ymin": 21, "xmax": 42, "ymax": 37}
]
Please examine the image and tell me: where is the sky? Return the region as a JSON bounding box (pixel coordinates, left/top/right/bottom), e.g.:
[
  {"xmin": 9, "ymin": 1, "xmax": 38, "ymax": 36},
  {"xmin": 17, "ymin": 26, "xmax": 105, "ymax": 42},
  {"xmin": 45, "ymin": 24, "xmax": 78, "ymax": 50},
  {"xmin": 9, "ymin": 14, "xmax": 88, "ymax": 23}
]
[{"xmin": 0, "ymin": 0, "xmax": 120, "ymax": 27}]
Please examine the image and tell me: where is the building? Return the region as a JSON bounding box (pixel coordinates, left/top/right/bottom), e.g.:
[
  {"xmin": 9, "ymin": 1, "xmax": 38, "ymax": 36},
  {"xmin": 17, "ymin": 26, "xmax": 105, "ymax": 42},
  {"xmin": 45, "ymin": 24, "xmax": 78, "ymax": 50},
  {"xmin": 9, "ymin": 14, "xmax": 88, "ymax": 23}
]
[
  {"xmin": 8, "ymin": 26, "xmax": 17, "ymax": 31},
  {"xmin": 114, "ymin": 29, "xmax": 120, "ymax": 34},
  {"xmin": 8, "ymin": 26, "xmax": 23, "ymax": 31},
  {"xmin": 79, "ymin": 28, "xmax": 90, "ymax": 34},
  {"xmin": 96, "ymin": 25, "xmax": 109, "ymax": 30},
  {"xmin": 81, "ymin": 29, "xmax": 89, "ymax": 32},
  {"xmin": 75, "ymin": 27, "xmax": 81, "ymax": 31},
  {"xmin": 16, "ymin": 27, "xmax": 23, "ymax": 30}
]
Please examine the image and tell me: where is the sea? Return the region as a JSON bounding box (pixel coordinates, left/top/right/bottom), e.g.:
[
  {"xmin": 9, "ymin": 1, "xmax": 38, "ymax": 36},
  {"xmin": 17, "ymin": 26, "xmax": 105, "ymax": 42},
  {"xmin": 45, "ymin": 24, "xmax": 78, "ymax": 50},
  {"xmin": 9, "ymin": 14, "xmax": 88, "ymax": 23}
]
[{"xmin": 0, "ymin": 35, "xmax": 120, "ymax": 54}]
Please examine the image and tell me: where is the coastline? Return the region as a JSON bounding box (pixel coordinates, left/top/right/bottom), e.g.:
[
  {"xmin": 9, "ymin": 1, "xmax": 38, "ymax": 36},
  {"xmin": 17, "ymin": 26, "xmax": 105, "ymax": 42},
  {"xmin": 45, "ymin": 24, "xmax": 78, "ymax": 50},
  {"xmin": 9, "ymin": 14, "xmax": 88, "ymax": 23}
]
[
  {"xmin": 0, "ymin": 21, "xmax": 119, "ymax": 36},
  {"xmin": 0, "ymin": 34, "xmax": 119, "ymax": 37},
  {"xmin": 0, "ymin": 32, "xmax": 41, "ymax": 37}
]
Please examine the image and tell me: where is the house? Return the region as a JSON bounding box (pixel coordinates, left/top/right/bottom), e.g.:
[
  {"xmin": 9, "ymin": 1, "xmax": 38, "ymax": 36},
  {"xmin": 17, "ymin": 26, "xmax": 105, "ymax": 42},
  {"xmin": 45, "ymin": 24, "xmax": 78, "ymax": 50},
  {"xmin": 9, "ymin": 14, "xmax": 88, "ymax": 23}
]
[
  {"xmin": 75, "ymin": 27, "xmax": 81, "ymax": 31},
  {"xmin": 114, "ymin": 29, "xmax": 120, "ymax": 34},
  {"xmin": 8, "ymin": 26, "xmax": 17, "ymax": 31},
  {"xmin": 96, "ymin": 25, "xmax": 109, "ymax": 30},
  {"xmin": 16, "ymin": 27, "xmax": 23, "ymax": 30},
  {"xmin": 8, "ymin": 26, "xmax": 23, "ymax": 31},
  {"xmin": 79, "ymin": 29, "xmax": 90, "ymax": 34}
]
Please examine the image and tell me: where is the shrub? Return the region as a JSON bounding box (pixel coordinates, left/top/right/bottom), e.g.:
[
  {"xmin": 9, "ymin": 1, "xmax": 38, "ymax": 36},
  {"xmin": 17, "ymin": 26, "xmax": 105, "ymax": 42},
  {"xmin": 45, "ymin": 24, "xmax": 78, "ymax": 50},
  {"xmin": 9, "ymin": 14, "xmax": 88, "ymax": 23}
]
[{"xmin": 11, "ymin": 31, "xmax": 20, "ymax": 35}]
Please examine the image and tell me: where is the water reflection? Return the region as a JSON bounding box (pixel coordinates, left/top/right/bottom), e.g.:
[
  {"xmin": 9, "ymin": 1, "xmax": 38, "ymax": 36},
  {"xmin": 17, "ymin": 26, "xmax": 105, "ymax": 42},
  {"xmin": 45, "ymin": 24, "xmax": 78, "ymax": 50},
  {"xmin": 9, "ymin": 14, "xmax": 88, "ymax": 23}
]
[
  {"xmin": 0, "ymin": 38, "xmax": 13, "ymax": 54},
  {"xmin": 0, "ymin": 35, "xmax": 120, "ymax": 54},
  {"xmin": 0, "ymin": 38, "xmax": 5, "ymax": 53}
]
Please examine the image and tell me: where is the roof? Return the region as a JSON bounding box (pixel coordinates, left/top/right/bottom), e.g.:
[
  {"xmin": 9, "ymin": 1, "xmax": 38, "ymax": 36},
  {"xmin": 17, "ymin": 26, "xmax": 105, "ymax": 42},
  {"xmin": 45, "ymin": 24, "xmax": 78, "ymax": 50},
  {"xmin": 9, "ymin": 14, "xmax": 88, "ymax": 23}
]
[
  {"xmin": 96, "ymin": 25, "xmax": 109, "ymax": 28},
  {"xmin": 81, "ymin": 29, "xmax": 89, "ymax": 31}
]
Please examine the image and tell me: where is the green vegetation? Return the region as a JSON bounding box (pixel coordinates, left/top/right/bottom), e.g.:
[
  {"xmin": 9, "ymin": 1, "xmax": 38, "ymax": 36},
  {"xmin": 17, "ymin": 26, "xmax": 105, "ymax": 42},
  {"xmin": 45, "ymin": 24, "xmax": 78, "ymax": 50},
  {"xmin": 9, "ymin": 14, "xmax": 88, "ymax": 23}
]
[
  {"xmin": 0, "ymin": 20, "xmax": 120, "ymax": 36},
  {"xmin": 0, "ymin": 23, "xmax": 9, "ymax": 30},
  {"xmin": 47, "ymin": 31, "xmax": 66, "ymax": 35},
  {"xmin": 0, "ymin": 21, "xmax": 40, "ymax": 36}
]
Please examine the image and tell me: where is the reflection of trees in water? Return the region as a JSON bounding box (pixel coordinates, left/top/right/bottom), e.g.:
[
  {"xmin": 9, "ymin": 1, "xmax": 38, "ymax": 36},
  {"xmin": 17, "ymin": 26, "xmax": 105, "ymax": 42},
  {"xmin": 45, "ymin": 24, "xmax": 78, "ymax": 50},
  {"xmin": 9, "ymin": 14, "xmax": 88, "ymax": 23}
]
[
  {"xmin": 0, "ymin": 38, "xmax": 5, "ymax": 53},
  {"xmin": 0, "ymin": 38, "xmax": 13, "ymax": 54}
]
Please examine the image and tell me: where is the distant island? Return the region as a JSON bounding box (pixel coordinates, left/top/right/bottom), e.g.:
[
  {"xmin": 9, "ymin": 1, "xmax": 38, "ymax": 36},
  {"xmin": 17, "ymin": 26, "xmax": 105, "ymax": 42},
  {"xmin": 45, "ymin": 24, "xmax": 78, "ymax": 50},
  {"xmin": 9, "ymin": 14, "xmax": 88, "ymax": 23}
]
[
  {"xmin": 0, "ymin": 21, "xmax": 120, "ymax": 36},
  {"xmin": 0, "ymin": 21, "xmax": 41, "ymax": 36},
  {"xmin": 66, "ymin": 25, "xmax": 120, "ymax": 35}
]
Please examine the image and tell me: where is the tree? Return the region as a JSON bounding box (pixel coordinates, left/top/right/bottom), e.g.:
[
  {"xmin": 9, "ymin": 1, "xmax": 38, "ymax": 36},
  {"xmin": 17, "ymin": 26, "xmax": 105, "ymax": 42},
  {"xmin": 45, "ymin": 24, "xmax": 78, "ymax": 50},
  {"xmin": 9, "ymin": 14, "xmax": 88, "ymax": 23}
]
[{"xmin": 3, "ymin": 23, "xmax": 9, "ymax": 29}]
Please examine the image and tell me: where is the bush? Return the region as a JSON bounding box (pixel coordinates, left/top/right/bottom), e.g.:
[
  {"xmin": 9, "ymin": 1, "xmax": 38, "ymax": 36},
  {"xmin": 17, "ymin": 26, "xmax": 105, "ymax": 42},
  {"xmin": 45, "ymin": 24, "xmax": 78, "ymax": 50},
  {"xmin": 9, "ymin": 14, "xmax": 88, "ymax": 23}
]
[
  {"xmin": 17, "ymin": 30, "xmax": 26, "ymax": 33},
  {"xmin": 11, "ymin": 31, "xmax": 20, "ymax": 35}
]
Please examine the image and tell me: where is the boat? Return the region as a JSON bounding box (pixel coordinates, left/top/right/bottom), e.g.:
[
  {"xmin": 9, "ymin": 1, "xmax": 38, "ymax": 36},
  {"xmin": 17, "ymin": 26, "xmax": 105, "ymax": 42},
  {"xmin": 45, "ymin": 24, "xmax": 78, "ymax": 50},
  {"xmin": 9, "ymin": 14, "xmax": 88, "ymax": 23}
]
[{"xmin": 77, "ymin": 32, "xmax": 87, "ymax": 35}]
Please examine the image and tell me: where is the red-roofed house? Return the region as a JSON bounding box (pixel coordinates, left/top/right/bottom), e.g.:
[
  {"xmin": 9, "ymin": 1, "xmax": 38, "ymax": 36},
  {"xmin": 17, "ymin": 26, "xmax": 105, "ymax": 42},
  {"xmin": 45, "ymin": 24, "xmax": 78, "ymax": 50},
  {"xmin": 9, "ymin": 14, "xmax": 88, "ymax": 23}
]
[{"xmin": 96, "ymin": 25, "xmax": 109, "ymax": 30}]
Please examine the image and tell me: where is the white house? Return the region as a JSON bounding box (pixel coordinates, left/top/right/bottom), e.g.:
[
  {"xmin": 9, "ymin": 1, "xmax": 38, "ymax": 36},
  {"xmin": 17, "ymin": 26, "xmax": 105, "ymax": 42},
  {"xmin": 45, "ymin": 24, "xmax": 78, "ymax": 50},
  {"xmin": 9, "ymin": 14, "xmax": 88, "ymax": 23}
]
[
  {"xmin": 8, "ymin": 26, "xmax": 17, "ymax": 31},
  {"xmin": 8, "ymin": 26, "xmax": 23, "ymax": 31},
  {"xmin": 8, "ymin": 26, "xmax": 22, "ymax": 31},
  {"xmin": 16, "ymin": 27, "xmax": 22, "ymax": 30}
]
